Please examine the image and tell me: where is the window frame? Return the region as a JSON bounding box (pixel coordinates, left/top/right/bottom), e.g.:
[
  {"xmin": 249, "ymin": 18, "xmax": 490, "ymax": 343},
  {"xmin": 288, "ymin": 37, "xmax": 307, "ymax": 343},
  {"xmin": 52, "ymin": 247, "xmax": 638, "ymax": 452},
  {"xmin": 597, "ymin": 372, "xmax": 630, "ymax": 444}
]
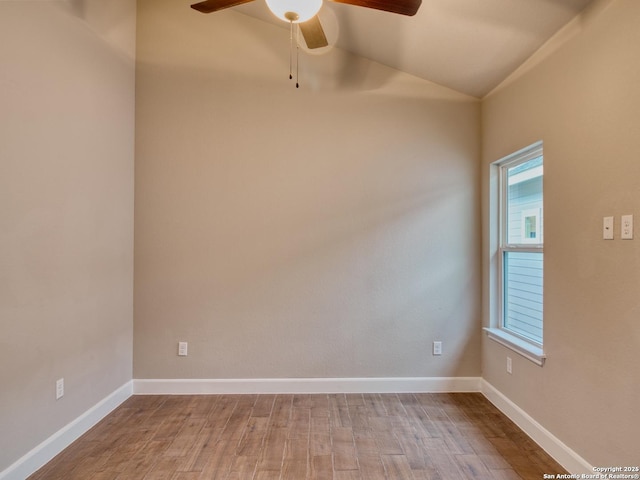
[{"xmin": 485, "ymin": 142, "xmax": 546, "ymax": 366}]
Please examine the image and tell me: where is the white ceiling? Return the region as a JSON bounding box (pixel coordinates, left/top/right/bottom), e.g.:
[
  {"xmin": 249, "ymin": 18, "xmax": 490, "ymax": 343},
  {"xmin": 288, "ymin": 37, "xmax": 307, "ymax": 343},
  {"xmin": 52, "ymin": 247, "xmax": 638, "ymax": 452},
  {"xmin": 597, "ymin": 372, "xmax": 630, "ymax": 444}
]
[{"xmin": 234, "ymin": 0, "xmax": 594, "ymax": 97}]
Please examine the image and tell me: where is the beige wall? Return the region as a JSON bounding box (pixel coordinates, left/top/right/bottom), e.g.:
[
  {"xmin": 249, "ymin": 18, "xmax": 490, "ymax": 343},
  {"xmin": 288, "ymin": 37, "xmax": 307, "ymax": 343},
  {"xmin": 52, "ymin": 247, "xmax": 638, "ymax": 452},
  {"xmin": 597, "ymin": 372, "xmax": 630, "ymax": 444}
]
[
  {"xmin": 134, "ymin": 0, "xmax": 481, "ymax": 380},
  {"xmin": 0, "ymin": 0, "xmax": 136, "ymax": 472},
  {"xmin": 482, "ymin": 0, "xmax": 640, "ymax": 466}
]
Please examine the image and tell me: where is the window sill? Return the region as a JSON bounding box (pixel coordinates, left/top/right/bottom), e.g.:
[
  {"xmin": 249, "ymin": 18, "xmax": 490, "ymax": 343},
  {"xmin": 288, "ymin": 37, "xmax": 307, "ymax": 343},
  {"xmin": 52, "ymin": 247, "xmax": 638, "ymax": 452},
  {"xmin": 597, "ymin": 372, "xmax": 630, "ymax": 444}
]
[{"xmin": 484, "ymin": 328, "xmax": 546, "ymax": 366}]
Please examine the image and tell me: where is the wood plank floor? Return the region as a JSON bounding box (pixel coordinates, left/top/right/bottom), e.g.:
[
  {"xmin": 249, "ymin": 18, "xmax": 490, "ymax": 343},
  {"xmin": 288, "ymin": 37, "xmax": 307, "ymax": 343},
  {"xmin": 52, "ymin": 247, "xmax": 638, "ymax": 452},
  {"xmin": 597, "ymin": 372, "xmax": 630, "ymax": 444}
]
[{"xmin": 29, "ymin": 393, "xmax": 567, "ymax": 480}]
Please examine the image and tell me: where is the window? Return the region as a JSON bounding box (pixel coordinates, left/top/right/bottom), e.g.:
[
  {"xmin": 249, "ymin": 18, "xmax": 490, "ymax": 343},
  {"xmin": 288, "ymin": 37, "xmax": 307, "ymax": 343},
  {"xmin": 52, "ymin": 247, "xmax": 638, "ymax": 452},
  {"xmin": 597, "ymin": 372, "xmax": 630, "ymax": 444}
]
[
  {"xmin": 486, "ymin": 142, "xmax": 545, "ymax": 365},
  {"xmin": 521, "ymin": 208, "xmax": 541, "ymax": 243}
]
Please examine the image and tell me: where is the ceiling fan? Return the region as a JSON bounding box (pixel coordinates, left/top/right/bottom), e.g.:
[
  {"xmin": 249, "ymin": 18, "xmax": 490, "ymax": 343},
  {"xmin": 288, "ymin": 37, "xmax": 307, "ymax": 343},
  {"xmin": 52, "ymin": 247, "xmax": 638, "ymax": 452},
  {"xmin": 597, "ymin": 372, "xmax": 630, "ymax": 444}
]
[{"xmin": 190, "ymin": 0, "xmax": 422, "ymax": 50}]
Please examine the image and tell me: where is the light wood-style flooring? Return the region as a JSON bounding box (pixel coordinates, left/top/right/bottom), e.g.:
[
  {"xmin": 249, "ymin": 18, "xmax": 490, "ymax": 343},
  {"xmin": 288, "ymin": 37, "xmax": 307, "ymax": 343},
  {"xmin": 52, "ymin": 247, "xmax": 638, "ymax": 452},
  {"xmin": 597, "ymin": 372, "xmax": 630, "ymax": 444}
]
[{"xmin": 29, "ymin": 393, "xmax": 567, "ymax": 479}]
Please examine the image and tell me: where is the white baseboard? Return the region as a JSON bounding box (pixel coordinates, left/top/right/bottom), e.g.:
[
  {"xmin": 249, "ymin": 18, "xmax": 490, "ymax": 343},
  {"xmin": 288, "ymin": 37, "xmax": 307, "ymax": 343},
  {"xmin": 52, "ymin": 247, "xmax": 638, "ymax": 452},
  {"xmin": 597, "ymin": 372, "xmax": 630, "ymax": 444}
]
[
  {"xmin": 480, "ymin": 379, "xmax": 593, "ymax": 475},
  {"xmin": 133, "ymin": 376, "xmax": 482, "ymax": 395},
  {"xmin": 0, "ymin": 381, "xmax": 133, "ymax": 480}
]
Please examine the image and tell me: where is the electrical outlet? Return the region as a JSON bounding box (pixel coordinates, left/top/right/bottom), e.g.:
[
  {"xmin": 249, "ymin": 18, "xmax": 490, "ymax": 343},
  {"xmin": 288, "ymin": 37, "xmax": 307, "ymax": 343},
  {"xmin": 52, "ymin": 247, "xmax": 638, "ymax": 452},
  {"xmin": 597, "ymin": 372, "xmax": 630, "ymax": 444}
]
[
  {"xmin": 178, "ymin": 342, "xmax": 188, "ymax": 356},
  {"xmin": 506, "ymin": 357, "xmax": 512, "ymax": 375},
  {"xmin": 56, "ymin": 378, "xmax": 64, "ymax": 400},
  {"xmin": 433, "ymin": 341, "xmax": 442, "ymax": 356}
]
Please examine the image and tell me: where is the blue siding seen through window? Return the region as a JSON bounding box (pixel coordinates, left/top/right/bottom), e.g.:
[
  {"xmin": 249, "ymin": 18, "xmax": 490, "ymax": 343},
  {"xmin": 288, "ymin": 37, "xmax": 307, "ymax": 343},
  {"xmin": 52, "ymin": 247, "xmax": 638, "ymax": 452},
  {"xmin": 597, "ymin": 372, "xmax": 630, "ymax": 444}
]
[
  {"xmin": 507, "ymin": 176, "xmax": 543, "ymax": 245},
  {"xmin": 504, "ymin": 251, "xmax": 543, "ymax": 343}
]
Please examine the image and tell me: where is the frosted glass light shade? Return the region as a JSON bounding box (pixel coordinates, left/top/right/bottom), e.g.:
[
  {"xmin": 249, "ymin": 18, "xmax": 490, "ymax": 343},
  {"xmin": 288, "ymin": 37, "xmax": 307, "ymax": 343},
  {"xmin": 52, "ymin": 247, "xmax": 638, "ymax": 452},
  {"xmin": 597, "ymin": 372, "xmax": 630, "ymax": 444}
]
[{"xmin": 265, "ymin": 0, "xmax": 322, "ymax": 23}]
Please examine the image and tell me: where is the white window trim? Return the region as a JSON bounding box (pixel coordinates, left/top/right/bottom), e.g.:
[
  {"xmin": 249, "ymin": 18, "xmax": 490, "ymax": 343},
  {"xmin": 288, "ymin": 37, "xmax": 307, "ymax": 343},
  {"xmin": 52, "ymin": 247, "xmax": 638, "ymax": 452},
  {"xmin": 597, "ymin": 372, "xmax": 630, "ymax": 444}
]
[
  {"xmin": 486, "ymin": 141, "xmax": 546, "ymax": 366},
  {"xmin": 483, "ymin": 327, "xmax": 546, "ymax": 366}
]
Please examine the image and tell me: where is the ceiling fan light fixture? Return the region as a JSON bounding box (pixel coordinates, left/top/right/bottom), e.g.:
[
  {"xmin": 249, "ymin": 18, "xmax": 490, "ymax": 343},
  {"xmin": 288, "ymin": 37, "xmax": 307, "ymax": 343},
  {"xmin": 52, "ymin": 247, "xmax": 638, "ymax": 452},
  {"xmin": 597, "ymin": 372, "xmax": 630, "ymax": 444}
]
[{"xmin": 265, "ymin": 0, "xmax": 323, "ymax": 23}]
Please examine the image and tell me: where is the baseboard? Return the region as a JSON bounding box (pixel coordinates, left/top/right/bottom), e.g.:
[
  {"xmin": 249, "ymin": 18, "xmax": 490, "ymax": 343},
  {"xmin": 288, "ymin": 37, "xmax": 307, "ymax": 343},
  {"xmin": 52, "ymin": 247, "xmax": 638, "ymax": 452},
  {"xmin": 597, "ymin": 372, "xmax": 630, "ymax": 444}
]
[
  {"xmin": 133, "ymin": 376, "xmax": 482, "ymax": 395},
  {"xmin": 0, "ymin": 381, "xmax": 133, "ymax": 480},
  {"xmin": 480, "ymin": 379, "xmax": 593, "ymax": 475}
]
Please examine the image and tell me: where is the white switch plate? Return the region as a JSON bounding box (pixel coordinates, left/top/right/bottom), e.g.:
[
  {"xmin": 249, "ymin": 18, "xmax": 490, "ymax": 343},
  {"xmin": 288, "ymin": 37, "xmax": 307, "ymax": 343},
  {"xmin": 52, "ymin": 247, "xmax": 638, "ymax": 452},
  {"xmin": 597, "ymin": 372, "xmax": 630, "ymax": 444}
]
[
  {"xmin": 433, "ymin": 341, "xmax": 442, "ymax": 356},
  {"xmin": 603, "ymin": 216, "xmax": 614, "ymax": 240},
  {"xmin": 178, "ymin": 342, "xmax": 188, "ymax": 356},
  {"xmin": 621, "ymin": 214, "xmax": 633, "ymax": 239},
  {"xmin": 56, "ymin": 378, "xmax": 64, "ymax": 400},
  {"xmin": 506, "ymin": 357, "xmax": 512, "ymax": 374}
]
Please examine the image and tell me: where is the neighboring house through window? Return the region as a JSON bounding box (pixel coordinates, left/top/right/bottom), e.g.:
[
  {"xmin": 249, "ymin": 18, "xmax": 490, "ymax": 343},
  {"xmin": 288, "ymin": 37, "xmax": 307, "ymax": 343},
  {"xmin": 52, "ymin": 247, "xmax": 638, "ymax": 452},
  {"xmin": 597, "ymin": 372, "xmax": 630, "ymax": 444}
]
[{"xmin": 486, "ymin": 142, "xmax": 545, "ymax": 365}]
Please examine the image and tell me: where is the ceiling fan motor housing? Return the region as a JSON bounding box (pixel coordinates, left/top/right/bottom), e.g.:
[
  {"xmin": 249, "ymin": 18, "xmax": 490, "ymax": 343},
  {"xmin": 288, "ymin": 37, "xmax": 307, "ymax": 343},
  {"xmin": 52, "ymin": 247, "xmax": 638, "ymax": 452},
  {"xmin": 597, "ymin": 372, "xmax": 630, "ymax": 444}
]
[{"xmin": 265, "ymin": 0, "xmax": 323, "ymax": 23}]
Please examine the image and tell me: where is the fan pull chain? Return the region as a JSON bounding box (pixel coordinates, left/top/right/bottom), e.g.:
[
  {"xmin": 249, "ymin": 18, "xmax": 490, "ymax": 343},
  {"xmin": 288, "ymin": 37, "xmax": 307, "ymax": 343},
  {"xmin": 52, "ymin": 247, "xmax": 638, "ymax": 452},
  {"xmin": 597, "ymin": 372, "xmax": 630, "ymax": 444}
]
[
  {"xmin": 296, "ymin": 25, "xmax": 300, "ymax": 88},
  {"xmin": 289, "ymin": 21, "xmax": 294, "ymax": 80}
]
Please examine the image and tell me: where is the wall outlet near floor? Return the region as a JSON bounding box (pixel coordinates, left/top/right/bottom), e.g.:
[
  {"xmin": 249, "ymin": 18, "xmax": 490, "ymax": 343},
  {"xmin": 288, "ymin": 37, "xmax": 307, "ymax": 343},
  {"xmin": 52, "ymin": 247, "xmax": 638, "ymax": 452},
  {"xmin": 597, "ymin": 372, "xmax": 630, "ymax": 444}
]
[
  {"xmin": 178, "ymin": 341, "xmax": 188, "ymax": 356},
  {"xmin": 56, "ymin": 378, "xmax": 64, "ymax": 400},
  {"xmin": 433, "ymin": 341, "xmax": 442, "ymax": 356},
  {"xmin": 506, "ymin": 357, "xmax": 512, "ymax": 375}
]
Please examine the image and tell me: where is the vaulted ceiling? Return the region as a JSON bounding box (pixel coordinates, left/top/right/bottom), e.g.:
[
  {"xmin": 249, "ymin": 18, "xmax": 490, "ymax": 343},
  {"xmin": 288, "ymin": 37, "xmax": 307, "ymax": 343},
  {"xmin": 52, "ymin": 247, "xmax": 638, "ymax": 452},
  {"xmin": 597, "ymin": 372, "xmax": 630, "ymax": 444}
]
[{"xmin": 231, "ymin": 0, "xmax": 594, "ymax": 97}]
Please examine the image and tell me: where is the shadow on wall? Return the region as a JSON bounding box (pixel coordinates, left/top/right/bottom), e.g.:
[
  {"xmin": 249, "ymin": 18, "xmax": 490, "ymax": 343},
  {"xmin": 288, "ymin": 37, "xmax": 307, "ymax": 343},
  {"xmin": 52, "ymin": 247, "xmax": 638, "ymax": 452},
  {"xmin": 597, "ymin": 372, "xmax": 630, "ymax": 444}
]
[
  {"xmin": 139, "ymin": 0, "xmax": 411, "ymax": 93},
  {"xmin": 58, "ymin": 0, "xmax": 136, "ymax": 60},
  {"xmin": 330, "ymin": 4, "xmax": 406, "ymax": 91}
]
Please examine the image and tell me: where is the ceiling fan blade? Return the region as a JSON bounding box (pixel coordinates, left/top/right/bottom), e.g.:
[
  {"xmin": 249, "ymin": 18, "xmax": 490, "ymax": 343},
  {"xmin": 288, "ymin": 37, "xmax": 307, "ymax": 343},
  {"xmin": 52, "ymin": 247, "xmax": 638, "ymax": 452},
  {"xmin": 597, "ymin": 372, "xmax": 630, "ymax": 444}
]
[
  {"xmin": 329, "ymin": 0, "xmax": 421, "ymax": 16},
  {"xmin": 299, "ymin": 16, "xmax": 329, "ymax": 49},
  {"xmin": 191, "ymin": 0, "xmax": 255, "ymax": 14}
]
